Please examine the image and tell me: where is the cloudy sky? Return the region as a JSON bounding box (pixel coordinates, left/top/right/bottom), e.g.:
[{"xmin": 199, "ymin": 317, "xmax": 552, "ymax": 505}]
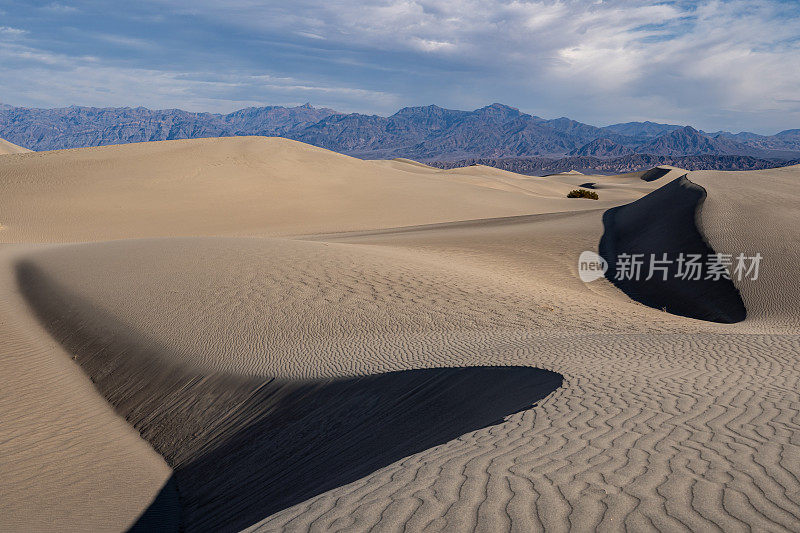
[{"xmin": 1, "ymin": 0, "xmax": 798, "ymax": 133}]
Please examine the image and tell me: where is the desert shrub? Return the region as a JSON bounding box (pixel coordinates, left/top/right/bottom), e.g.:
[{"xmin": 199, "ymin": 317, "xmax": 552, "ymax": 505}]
[{"xmin": 567, "ymin": 188, "xmax": 599, "ymax": 200}]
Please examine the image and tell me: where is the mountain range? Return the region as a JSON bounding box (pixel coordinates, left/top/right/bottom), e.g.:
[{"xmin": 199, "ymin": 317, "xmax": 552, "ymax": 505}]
[{"xmin": 2, "ymin": 102, "xmax": 799, "ymax": 166}]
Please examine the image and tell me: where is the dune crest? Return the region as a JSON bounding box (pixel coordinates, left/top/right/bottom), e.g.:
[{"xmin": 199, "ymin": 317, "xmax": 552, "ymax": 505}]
[
  {"xmin": 0, "ymin": 137, "xmax": 31, "ymax": 155},
  {"xmin": 19, "ymin": 256, "xmax": 563, "ymax": 529},
  {"xmin": 690, "ymin": 166, "xmax": 800, "ymax": 332}
]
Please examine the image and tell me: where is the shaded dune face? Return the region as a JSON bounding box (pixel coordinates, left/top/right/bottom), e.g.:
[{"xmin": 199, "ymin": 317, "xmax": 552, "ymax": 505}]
[
  {"xmin": 599, "ymin": 175, "xmax": 746, "ymax": 323},
  {"xmin": 16, "ymin": 261, "xmax": 562, "ymax": 532},
  {"xmin": 639, "ymin": 167, "xmax": 672, "ymax": 182}
]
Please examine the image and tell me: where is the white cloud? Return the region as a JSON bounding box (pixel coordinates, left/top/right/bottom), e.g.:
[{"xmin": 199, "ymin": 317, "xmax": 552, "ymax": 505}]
[
  {"xmin": 411, "ymin": 38, "xmax": 456, "ymax": 52},
  {"xmin": 91, "ymin": 34, "xmax": 157, "ymax": 50},
  {"xmin": 0, "ymin": 26, "xmax": 28, "ymax": 38},
  {"xmin": 295, "ymin": 31, "xmax": 325, "ymax": 40}
]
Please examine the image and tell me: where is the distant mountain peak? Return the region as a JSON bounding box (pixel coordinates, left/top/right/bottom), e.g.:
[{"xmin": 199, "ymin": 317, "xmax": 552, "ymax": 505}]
[
  {"xmin": 642, "ymin": 126, "xmax": 716, "ymax": 156},
  {"xmin": 472, "ymin": 103, "xmax": 525, "ymax": 121},
  {"xmin": 479, "ymin": 103, "xmax": 522, "ymax": 114},
  {"xmin": 486, "ymin": 102, "xmax": 519, "ymax": 110},
  {"xmin": 603, "ymin": 121, "xmax": 683, "ymax": 139},
  {"xmin": 392, "ymin": 104, "xmax": 448, "ymax": 116},
  {"xmin": 640, "ymin": 124, "xmax": 766, "ymax": 157}
]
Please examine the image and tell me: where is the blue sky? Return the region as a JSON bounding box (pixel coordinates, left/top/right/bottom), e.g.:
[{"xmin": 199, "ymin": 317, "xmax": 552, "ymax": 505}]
[{"xmin": 0, "ymin": 0, "xmax": 799, "ymax": 133}]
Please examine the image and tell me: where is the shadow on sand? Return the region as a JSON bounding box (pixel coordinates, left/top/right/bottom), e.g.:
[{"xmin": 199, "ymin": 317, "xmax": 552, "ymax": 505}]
[
  {"xmin": 16, "ymin": 261, "xmax": 563, "ymax": 532},
  {"xmin": 599, "ymin": 175, "xmax": 746, "ymax": 323}
]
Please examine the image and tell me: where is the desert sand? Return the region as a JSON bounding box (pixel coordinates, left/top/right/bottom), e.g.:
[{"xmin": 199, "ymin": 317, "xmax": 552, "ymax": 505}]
[
  {"xmin": 0, "ymin": 137, "xmax": 31, "ymax": 155},
  {"xmin": 0, "ymin": 137, "xmax": 797, "ymax": 531}
]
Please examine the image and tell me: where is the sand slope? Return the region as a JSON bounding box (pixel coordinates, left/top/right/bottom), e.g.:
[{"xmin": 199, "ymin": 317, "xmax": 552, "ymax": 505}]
[
  {"xmin": 691, "ymin": 165, "xmax": 800, "ymax": 332},
  {"xmin": 0, "ymin": 137, "xmax": 31, "ymax": 155},
  {"xmin": 1, "ymin": 137, "xmax": 798, "ymax": 532},
  {"xmin": 0, "ymin": 246, "xmax": 171, "ymax": 531},
  {"xmin": 16, "ymin": 256, "xmax": 565, "ymax": 530},
  {"xmin": 0, "ymin": 137, "xmax": 652, "ymax": 243}
]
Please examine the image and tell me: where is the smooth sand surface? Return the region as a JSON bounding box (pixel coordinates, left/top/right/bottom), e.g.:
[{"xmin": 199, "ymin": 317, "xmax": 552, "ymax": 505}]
[
  {"xmin": 0, "ymin": 137, "xmax": 644, "ymax": 243},
  {"xmin": 0, "ymin": 137, "xmax": 31, "ymax": 155},
  {"xmin": 1, "ymin": 137, "xmax": 798, "ymax": 531},
  {"xmin": 692, "ymin": 165, "xmax": 800, "ymax": 332}
]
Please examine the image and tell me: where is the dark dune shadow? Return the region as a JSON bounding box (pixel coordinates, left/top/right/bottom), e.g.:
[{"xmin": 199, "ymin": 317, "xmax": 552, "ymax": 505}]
[
  {"xmin": 168, "ymin": 365, "xmax": 561, "ymax": 532},
  {"xmin": 16, "ymin": 261, "xmax": 563, "ymax": 532},
  {"xmin": 599, "ymin": 175, "xmax": 746, "ymax": 323},
  {"xmin": 129, "ymin": 478, "xmax": 180, "ymax": 532},
  {"xmin": 640, "ymin": 167, "xmax": 671, "ymax": 182}
]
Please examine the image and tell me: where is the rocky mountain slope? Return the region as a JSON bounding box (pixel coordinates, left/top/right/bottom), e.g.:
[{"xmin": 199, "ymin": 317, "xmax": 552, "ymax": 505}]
[
  {"xmin": 568, "ymin": 138, "xmax": 633, "ymax": 157},
  {"xmin": 640, "ymin": 126, "xmax": 764, "ymax": 157},
  {"xmin": 0, "ymin": 104, "xmax": 337, "ymax": 152}
]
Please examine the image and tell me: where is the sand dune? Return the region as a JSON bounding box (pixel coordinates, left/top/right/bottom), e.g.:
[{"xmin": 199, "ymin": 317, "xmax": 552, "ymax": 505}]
[
  {"xmin": 15, "ymin": 259, "xmax": 564, "ymax": 530},
  {"xmin": 0, "ymin": 137, "xmax": 31, "ymax": 155},
  {"xmin": 0, "ymin": 137, "xmax": 649, "ymax": 243},
  {"xmin": 1, "ymin": 137, "xmax": 798, "ymax": 531}
]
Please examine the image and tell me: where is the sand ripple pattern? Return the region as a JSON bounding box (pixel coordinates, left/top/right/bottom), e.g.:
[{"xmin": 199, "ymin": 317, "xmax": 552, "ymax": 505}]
[{"xmin": 253, "ymin": 333, "xmax": 800, "ymax": 532}]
